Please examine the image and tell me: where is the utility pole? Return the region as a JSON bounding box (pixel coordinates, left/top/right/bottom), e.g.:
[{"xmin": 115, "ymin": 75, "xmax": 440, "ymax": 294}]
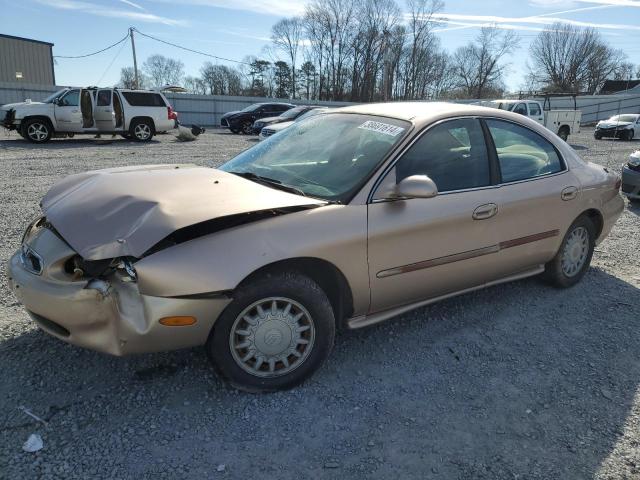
[{"xmin": 129, "ymin": 27, "xmax": 139, "ymax": 89}]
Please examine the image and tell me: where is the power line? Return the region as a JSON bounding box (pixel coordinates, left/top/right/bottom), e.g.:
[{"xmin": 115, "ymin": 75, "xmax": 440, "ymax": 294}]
[
  {"xmin": 132, "ymin": 28, "xmax": 251, "ymax": 66},
  {"xmin": 54, "ymin": 33, "xmax": 130, "ymax": 59},
  {"xmin": 95, "ymin": 37, "xmax": 128, "ymax": 86}
]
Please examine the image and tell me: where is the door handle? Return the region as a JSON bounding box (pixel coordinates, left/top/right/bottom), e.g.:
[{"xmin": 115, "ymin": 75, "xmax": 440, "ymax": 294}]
[
  {"xmin": 473, "ymin": 203, "xmax": 498, "ymax": 220},
  {"xmin": 71, "ymin": 110, "xmax": 79, "ymax": 113},
  {"xmin": 561, "ymin": 186, "xmax": 578, "ymax": 201}
]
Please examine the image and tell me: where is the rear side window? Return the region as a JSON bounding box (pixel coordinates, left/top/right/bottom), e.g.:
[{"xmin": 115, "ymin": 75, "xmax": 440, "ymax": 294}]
[
  {"xmin": 121, "ymin": 92, "xmax": 167, "ymax": 107},
  {"xmin": 486, "ymin": 119, "xmax": 563, "ymax": 183},
  {"xmin": 97, "ymin": 90, "xmax": 111, "ymax": 106},
  {"xmin": 272, "ymin": 104, "xmax": 291, "ymax": 112},
  {"xmin": 528, "ymin": 103, "xmax": 541, "ymax": 116},
  {"xmin": 396, "ymin": 118, "xmax": 491, "ymax": 192}
]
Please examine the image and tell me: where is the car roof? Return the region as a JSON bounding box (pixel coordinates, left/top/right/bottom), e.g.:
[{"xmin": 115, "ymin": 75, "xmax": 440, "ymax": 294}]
[{"xmin": 336, "ymin": 101, "xmax": 509, "ymax": 124}]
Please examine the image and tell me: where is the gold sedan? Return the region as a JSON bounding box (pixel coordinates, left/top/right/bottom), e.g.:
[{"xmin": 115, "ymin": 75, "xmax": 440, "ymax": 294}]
[{"xmin": 8, "ymin": 102, "xmax": 624, "ymax": 392}]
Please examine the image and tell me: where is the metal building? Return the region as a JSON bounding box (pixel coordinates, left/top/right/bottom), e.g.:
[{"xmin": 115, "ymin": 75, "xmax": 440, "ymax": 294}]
[{"xmin": 0, "ymin": 34, "xmax": 55, "ymax": 85}]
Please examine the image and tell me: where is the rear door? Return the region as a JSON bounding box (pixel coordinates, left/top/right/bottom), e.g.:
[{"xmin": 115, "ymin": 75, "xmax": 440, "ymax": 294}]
[
  {"xmin": 53, "ymin": 89, "xmax": 82, "ymax": 132},
  {"xmin": 94, "ymin": 89, "xmax": 116, "ymax": 131},
  {"xmin": 483, "ymin": 118, "xmax": 581, "ymax": 275}
]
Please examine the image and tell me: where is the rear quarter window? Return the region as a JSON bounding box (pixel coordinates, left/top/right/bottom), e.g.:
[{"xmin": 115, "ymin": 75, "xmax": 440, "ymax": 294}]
[{"xmin": 121, "ymin": 92, "xmax": 167, "ymax": 107}]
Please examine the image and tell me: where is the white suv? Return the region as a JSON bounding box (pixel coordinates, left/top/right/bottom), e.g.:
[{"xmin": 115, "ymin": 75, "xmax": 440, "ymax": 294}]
[{"xmin": 1, "ymin": 87, "xmax": 178, "ymax": 143}]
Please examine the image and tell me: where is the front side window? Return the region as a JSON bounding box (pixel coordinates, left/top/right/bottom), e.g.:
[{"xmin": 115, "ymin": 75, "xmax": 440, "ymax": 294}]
[
  {"xmin": 511, "ymin": 103, "xmax": 527, "ymax": 115},
  {"xmin": 486, "ymin": 119, "xmax": 563, "ymax": 183},
  {"xmin": 528, "ymin": 103, "xmax": 542, "ymax": 116},
  {"xmin": 59, "ymin": 89, "xmax": 80, "ymax": 107},
  {"xmin": 395, "ymin": 118, "xmax": 491, "ymax": 192},
  {"xmin": 220, "ymin": 113, "xmax": 409, "ymax": 202}
]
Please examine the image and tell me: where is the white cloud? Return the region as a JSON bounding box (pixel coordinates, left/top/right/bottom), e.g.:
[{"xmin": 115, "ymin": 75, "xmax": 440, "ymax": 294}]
[
  {"xmin": 119, "ymin": 0, "xmax": 145, "ymax": 10},
  {"xmin": 35, "ymin": 0, "xmax": 187, "ymax": 26},
  {"xmin": 154, "ymin": 0, "xmax": 307, "ymax": 16},
  {"xmin": 430, "ymin": 12, "xmax": 640, "ymax": 31}
]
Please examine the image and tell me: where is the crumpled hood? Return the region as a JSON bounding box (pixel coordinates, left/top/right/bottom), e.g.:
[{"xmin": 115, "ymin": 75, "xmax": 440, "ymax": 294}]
[
  {"xmin": 42, "ymin": 164, "xmax": 325, "ymax": 260},
  {"xmin": 598, "ymin": 121, "xmax": 633, "ymax": 128},
  {"xmin": 221, "ymin": 110, "xmax": 240, "ymax": 119}
]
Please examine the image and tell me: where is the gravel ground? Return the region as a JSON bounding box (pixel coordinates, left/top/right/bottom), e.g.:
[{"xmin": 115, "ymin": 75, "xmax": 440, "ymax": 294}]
[{"xmin": 0, "ymin": 127, "xmax": 639, "ymax": 480}]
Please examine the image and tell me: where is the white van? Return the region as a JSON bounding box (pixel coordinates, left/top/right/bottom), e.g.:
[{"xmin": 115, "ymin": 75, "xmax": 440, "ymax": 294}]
[{"xmin": 1, "ymin": 87, "xmax": 178, "ymax": 143}]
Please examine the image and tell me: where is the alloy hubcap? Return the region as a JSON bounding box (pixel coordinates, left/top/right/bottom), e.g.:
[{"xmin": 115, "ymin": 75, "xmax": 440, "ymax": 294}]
[
  {"xmin": 134, "ymin": 124, "xmax": 151, "ymax": 139},
  {"xmin": 561, "ymin": 226, "xmax": 589, "ymax": 277},
  {"xmin": 27, "ymin": 123, "xmax": 48, "ymax": 141},
  {"xmin": 229, "ymin": 297, "xmax": 315, "ymax": 378}
]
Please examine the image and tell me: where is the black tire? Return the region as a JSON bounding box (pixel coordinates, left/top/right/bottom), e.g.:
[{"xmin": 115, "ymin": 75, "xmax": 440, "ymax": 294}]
[
  {"xmin": 207, "ymin": 272, "xmax": 335, "ymax": 392},
  {"xmin": 241, "ymin": 121, "xmax": 253, "ymax": 135},
  {"xmin": 594, "ymin": 132, "xmax": 602, "ymax": 140},
  {"xmin": 229, "ymin": 127, "xmax": 240, "ymax": 134},
  {"xmin": 21, "ymin": 118, "xmax": 52, "ymax": 143},
  {"xmin": 541, "ymin": 216, "xmax": 596, "ymax": 288},
  {"xmin": 129, "ymin": 119, "xmax": 154, "ymax": 142},
  {"xmin": 626, "ymin": 130, "xmax": 634, "ymax": 141},
  {"xmin": 558, "ymin": 127, "xmax": 569, "ymax": 142},
  {"xmin": 120, "ymin": 132, "xmax": 132, "ymax": 139}
]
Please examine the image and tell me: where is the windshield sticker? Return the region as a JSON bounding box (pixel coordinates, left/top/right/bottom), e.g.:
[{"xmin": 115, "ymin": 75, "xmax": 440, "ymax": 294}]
[{"xmin": 358, "ymin": 121, "xmax": 405, "ymax": 137}]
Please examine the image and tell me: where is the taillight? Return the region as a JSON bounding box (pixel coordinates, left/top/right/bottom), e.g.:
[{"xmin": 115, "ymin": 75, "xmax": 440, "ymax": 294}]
[{"xmin": 167, "ymin": 106, "xmax": 178, "ymax": 120}]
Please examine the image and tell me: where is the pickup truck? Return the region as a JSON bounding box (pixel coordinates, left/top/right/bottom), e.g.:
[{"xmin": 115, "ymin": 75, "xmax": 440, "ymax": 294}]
[
  {"xmin": 484, "ymin": 99, "xmax": 581, "ymax": 141},
  {"xmin": 1, "ymin": 87, "xmax": 178, "ymax": 143}
]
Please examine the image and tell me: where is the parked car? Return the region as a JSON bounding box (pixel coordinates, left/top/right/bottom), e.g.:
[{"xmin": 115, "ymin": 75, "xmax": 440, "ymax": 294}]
[
  {"xmin": 252, "ymin": 105, "xmax": 323, "ymax": 134},
  {"xmin": 220, "ymin": 103, "xmax": 294, "ymax": 134},
  {"xmin": 1, "ymin": 87, "xmax": 178, "ymax": 143},
  {"xmin": 594, "ymin": 114, "xmax": 640, "ymax": 141},
  {"xmin": 258, "ymin": 107, "xmax": 331, "ymax": 141},
  {"xmin": 485, "ymin": 99, "xmax": 581, "ymax": 141},
  {"xmin": 622, "ymin": 151, "xmax": 640, "ymax": 202},
  {"xmin": 8, "ymin": 102, "xmax": 623, "ymax": 392}
]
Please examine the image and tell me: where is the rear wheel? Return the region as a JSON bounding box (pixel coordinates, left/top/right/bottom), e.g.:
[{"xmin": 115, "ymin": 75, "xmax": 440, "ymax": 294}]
[
  {"xmin": 130, "ymin": 119, "xmax": 154, "ymax": 142},
  {"xmin": 22, "ymin": 118, "xmax": 52, "ymax": 143},
  {"xmin": 558, "ymin": 126, "xmax": 569, "ymax": 141},
  {"xmin": 207, "ymin": 272, "xmax": 335, "ymax": 392},
  {"xmin": 542, "ymin": 216, "xmax": 595, "ymax": 288}
]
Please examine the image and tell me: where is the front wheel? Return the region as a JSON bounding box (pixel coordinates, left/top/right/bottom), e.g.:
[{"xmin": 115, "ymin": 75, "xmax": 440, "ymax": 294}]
[
  {"xmin": 625, "ymin": 130, "xmax": 634, "ymax": 141},
  {"xmin": 22, "ymin": 118, "xmax": 52, "ymax": 143},
  {"xmin": 558, "ymin": 127, "xmax": 569, "ymax": 142},
  {"xmin": 241, "ymin": 121, "xmax": 253, "ymax": 135},
  {"xmin": 541, "ymin": 216, "xmax": 596, "ymax": 288},
  {"xmin": 207, "ymin": 272, "xmax": 335, "ymax": 392},
  {"xmin": 130, "ymin": 119, "xmax": 154, "ymax": 142}
]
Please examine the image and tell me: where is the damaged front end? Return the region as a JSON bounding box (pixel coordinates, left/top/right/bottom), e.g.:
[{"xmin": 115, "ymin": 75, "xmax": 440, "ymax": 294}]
[{"xmin": 7, "ymin": 218, "xmax": 231, "ymax": 355}]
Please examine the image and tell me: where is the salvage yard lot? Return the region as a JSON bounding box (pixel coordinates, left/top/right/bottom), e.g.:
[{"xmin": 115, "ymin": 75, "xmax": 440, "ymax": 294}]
[{"xmin": 0, "ymin": 127, "xmax": 639, "ymax": 479}]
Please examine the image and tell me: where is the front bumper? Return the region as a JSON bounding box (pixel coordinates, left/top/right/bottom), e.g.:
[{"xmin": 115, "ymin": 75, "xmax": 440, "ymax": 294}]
[
  {"xmin": 2, "ymin": 108, "xmax": 18, "ymax": 131},
  {"xmin": 595, "ymin": 127, "xmax": 632, "ymax": 139},
  {"xmin": 7, "ymin": 227, "xmax": 231, "ymax": 356},
  {"xmin": 622, "ymin": 165, "xmax": 640, "ymax": 200}
]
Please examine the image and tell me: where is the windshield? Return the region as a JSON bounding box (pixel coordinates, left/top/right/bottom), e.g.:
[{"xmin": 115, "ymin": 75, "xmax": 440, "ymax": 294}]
[
  {"xmin": 220, "ymin": 113, "xmax": 410, "ymax": 202},
  {"xmin": 295, "ymin": 108, "xmax": 326, "ymax": 121},
  {"xmin": 241, "ymin": 104, "xmax": 262, "ymax": 112},
  {"xmin": 610, "ymin": 115, "xmax": 638, "ymax": 123},
  {"xmin": 279, "ymin": 107, "xmax": 307, "ymax": 119},
  {"xmin": 42, "ymin": 89, "xmax": 68, "ymax": 104}
]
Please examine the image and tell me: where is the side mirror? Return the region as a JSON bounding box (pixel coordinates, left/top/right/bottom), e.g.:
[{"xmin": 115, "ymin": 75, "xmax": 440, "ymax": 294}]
[{"xmin": 394, "ymin": 175, "xmax": 438, "ymax": 199}]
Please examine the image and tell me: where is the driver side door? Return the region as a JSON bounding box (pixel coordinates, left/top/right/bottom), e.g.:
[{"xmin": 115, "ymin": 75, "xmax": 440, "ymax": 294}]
[
  {"xmin": 53, "ymin": 89, "xmax": 82, "ymax": 132},
  {"xmin": 367, "ymin": 118, "xmax": 501, "ymax": 313}
]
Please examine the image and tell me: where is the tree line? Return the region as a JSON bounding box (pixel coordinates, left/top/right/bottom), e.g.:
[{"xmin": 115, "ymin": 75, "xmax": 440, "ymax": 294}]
[{"xmin": 119, "ymin": 0, "xmax": 639, "ymax": 100}]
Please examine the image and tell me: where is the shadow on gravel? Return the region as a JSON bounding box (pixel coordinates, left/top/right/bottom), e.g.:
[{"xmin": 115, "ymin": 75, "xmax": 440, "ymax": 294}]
[
  {"xmin": 0, "ymin": 138, "xmax": 160, "ymax": 149},
  {"xmin": 1, "ymin": 268, "xmax": 639, "ymax": 479}
]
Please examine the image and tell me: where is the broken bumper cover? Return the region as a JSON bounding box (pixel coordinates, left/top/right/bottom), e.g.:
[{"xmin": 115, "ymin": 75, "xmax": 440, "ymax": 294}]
[
  {"xmin": 2, "ymin": 109, "xmax": 17, "ymax": 130},
  {"xmin": 7, "ymin": 228, "xmax": 231, "ymax": 356}
]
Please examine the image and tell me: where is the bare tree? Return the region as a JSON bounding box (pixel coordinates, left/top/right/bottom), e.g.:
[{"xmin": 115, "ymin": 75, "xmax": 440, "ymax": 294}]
[
  {"xmin": 529, "ymin": 22, "xmax": 623, "ymax": 94},
  {"xmin": 184, "ymin": 76, "xmax": 207, "ymax": 95},
  {"xmin": 613, "ymin": 62, "xmax": 635, "ymax": 81},
  {"xmin": 200, "ymin": 63, "xmax": 243, "ymax": 96},
  {"xmin": 452, "ymin": 26, "xmax": 519, "ymax": 98},
  {"xmin": 272, "ymin": 17, "xmax": 303, "ymax": 99},
  {"xmin": 143, "ymin": 54, "xmax": 185, "ymax": 88},
  {"xmin": 119, "ymin": 67, "xmax": 145, "ymax": 89}
]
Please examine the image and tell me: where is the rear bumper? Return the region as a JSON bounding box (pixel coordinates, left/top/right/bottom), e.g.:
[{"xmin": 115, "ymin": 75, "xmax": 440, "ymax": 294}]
[
  {"xmin": 622, "ymin": 165, "xmax": 640, "ymax": 200},
  {"xmin": 7, "ymin": 228, "xmax": 231, "ymax": 356}
]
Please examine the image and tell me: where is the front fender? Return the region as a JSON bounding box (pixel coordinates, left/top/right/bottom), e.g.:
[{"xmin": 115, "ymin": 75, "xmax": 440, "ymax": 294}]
[{"xmin": 134, "ymin": 204, "xmax": 370, "ymax": 315}]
